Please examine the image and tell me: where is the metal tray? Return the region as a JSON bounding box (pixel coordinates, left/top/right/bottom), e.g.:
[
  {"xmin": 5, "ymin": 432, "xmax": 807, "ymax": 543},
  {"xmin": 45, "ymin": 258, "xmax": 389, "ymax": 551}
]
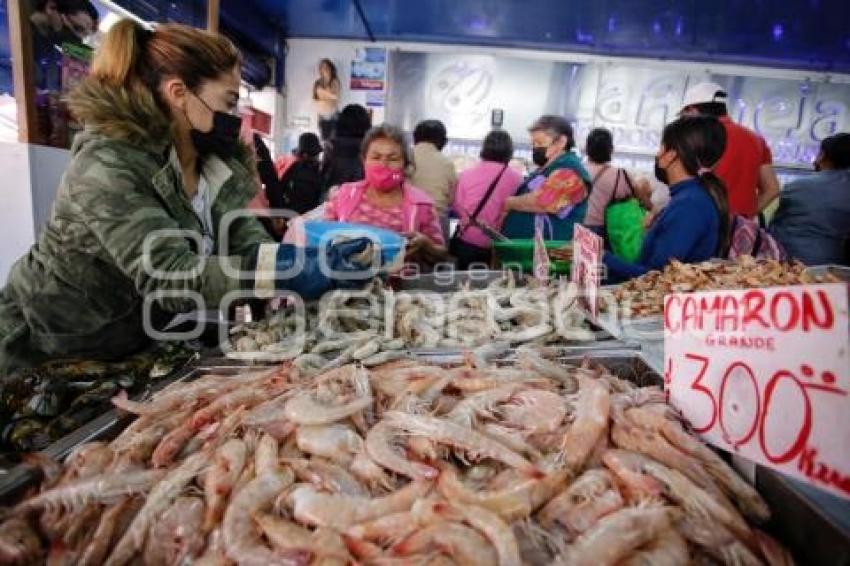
[
  {"xmin": 805, "ymin": 264, "xmax": 850, "ymax": 283},
  {"xmin": 397, "ymin": 269, "xmax": 512, "ymax": 292}
]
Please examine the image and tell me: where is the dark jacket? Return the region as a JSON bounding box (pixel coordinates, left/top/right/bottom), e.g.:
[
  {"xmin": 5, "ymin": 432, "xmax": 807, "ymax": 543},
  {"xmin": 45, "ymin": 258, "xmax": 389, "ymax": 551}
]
[
  {"xmin": 267, "ymin": 159, "xmax": 324, "ymax": 215},
  {"xmin": 0, "ymin": 78, "xmax": 272, "ymax": 372},
  {"xmin": 604, "ymin": 178, "xmax": 720, "ymax": 281},
  {"xmin": 770, "ymin": 170, "xmax": 850, "ymax": 266},
  {"xmin": 323, "ymin": 136, "xmax": 365, "ymax": 190}
]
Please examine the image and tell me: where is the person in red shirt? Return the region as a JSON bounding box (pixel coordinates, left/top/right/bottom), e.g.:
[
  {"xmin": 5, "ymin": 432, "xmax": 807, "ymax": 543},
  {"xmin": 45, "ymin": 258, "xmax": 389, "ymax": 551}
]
[{"xmin": 680, "ymin": 82, "xmax": 780, "ymax": 217}]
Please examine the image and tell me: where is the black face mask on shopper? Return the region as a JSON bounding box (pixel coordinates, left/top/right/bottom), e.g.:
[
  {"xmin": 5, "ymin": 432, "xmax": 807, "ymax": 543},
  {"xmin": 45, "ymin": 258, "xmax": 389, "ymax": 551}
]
[
  {"xmin": 654, "ymin": 157, "xmax": 669, "ymax": 185},
  {"xmin": 189, "ymin": 93, "xmax": 242, "ymax": 159},
  {"xmin": 532, "ymin": 147, "xmax": 549, "ymax": 167}
]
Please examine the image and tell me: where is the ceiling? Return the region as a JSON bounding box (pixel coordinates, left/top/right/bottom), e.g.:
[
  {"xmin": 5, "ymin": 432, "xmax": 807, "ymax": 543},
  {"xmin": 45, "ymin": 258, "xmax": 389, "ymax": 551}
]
[{"xmin": 251, "ymin": 0, "xmax": 850, "ymax": 73}]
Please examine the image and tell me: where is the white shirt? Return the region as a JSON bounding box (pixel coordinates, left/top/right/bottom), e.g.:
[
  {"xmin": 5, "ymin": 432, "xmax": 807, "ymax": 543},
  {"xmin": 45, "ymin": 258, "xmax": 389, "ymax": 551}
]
[{"xmin": 191, "ymin": 175, "xmax": 215, "ymax": 257}]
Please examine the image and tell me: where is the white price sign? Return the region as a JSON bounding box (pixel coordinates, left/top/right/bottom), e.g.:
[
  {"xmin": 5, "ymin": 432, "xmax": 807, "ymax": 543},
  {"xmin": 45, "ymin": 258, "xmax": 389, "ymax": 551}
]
[
  {"xmin": 664, "ymin": 283, "xmax": 850, "ymax": 499},
  {"xmin": 571, "ymin": 224, "xmax": 603, "ymax": 318}
]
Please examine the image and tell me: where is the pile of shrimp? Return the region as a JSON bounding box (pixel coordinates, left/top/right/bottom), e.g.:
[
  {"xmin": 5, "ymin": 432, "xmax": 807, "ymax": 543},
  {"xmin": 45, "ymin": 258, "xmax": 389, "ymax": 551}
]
[{"xmin": 0, "ymin": 348, "xmax": 794, "ymax": 566}]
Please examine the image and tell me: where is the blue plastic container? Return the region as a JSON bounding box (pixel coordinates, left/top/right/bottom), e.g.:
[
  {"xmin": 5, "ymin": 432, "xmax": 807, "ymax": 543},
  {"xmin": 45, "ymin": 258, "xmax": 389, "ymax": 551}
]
[{"xmin": 302, "ymin": 221, "xmax": 407, "ymax": 270}]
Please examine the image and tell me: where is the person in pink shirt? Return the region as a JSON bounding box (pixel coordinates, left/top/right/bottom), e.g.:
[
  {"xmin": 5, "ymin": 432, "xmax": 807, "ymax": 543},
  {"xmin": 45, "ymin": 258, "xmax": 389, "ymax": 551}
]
[
  {"xmin": 450, "ymin": 130, "xmax": 523, "ymax": 269},
  {"xmin": 324, "ymin": 124, "xmax": 447, "ymax": 265}
]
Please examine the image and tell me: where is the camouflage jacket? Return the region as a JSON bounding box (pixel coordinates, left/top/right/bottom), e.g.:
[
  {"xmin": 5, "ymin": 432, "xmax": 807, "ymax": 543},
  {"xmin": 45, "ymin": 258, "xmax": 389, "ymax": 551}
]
[{"xmin": 0, "ymin": 79, "xmax": 273, "ymax": 370}]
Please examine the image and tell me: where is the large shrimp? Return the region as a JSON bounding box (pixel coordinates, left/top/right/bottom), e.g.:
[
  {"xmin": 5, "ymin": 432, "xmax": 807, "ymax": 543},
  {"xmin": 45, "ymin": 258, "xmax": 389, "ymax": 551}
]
[
  {"xmin": 77, "ymin": 497, "xmax": 144, "ymax": 566},
  {"xmin": 391, "ymin": 521, "xmax": 498, "ymax": 565},
  {"xmin": 497, "ymin": 389, "xmax": 567, "ymax": 434},
  {"xmin": 344, "ymin": 512, "xmax": 420, "ymax": 548},
  {"xmin": 56, "ymin": 441, "xmax": 114, "ymax": 484},
  {"xmin": 628, "ymin": 404, "xmax": 770, "ymax": 523},
  {"xmin": 446, "ymin": 384, "xmax": 522, "ymax": 429},
  {"xmin": 382, "ymin": 411, "xmax": 539, "ymax": 476},
  {"xmin": 291, "ymin": 479, "xmax": 433, "ymax": 530},
  {"xmin": 256, "ymin": 514, "xmax": 351, "ymax": 565},
  {"xmin": 480, "ymin": 423, "xmax": 543, "ymax": 461},
  {"xmin": 13, "ymin": 469, "xmax": 165, "ymax": 515},
  {"xmin": 620, "ymin": 527, "xmax": 689, "ymax": 566},
  {"xmin": 437, "ymin": 464, "xmax": 569, "ymax": 522},
  {"xmin": 255, "ymin": 433, "xmax": 281, "ymax": 475},
  {"xmin": 105, "ymin": 449, "xmax": 211, "ymax": 566},
  {"xmin": 424, "ymin": 500, "xmax": 522, "ymax": 566},
  {"xmin": 284, "ymin": 365, "xmax": 372, "ymax": 425},
  {"xmin": 286, "ymin": 457, "xmax": 368, "ymax": 497},
  {"xmin": 0, "ymin": 517, "xmax": 42, "ymax": 565},
  {"xmin": 558, "ymin": 374, "xmax": 610, "ymax": 472},
  {"xmin": 537, "ymin": 468, "xmax": 623, "ymax": 536},
  {"xmin": 204, "ymin": 438, "xmax": 247, "ymax": 531},
  {"xmin": 515, "ymin": 345, "xmax": 579, "ymax": 392},
  {"xmin": 553, "ymin": 505, "xmax": 677, "ymax": 566},
  {"xmin": 142, "ymin": 496, "xmax": 206, "ymax": 565},
  {"xmin": 365, "ymin": 421, "xmax": 439, "ymax": 480},
  {"xmin": 678, "ymin": 516, "xmax": 763, "ymax": 566},
  {"xmin": 191, "ymin": 375, "xmax": 290, "ymax": 430},
  {"xmin": 601, "ymin": 449, "xmax": 664, "ymax": 502},
  {"xmin": 605, "ymin": 449, "xmax": 752, "ymax": 543},
  {"xmin": 295, "ymin": 424, "xmax": 363, "ymax": 464},
  {"xmin": 222, "ymin": 470, "xmax": 307, "ymax": 566}
]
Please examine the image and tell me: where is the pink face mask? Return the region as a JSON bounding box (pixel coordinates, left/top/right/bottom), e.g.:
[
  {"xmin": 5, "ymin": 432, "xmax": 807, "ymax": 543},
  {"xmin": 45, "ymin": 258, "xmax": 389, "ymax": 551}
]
[{"xmin": 365, "ymin": 163, "xmax": 404, "ymax": 192}]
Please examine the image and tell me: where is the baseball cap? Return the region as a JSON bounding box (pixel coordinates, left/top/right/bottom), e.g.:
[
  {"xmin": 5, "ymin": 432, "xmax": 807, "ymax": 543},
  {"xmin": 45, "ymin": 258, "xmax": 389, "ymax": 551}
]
[{"xmin": 681, "ymin": 82, "xmax": 728, "ymax": 109}]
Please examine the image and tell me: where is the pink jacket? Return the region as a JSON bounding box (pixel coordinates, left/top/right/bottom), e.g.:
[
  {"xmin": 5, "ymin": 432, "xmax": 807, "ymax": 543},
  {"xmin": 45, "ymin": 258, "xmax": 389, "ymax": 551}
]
[{"xmin": 325, "ymin": 180, "xmax": 445, "ymax": 245}]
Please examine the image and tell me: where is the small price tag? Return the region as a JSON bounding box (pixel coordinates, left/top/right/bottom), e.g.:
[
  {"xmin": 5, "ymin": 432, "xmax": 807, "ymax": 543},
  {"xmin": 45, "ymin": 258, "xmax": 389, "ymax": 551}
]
[
  {"xmin": 664, "ymin": 283, "xmax": 850, "ymax": 499},
  {"xmin": 571, "ymin": 224, "xmax": 603, "ymax": 318}
]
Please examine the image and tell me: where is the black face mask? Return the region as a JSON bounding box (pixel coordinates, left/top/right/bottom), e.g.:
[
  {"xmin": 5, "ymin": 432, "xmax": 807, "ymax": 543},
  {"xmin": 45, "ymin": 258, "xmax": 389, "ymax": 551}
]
[
  {"xmin": 654, "ymin": 157, "xmax": 668, "ymax": 185},
  {"xmin": 189, "ymin": 94, "xmax": 242, "ymax": 158},
  {"xmin": 532, "ymin": 147, "xmax": 549, "ymax": 167}
]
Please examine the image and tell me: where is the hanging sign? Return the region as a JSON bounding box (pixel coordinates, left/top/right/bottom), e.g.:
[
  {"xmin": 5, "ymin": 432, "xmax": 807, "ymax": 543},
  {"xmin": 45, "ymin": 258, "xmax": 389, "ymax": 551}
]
[
  {"xmin": 571, "ymin": 224, "xmax": 603, "ymax": 318},
  {"xmin": 664, "ymin": 283, "xmax": 850, "ymax": 499}
]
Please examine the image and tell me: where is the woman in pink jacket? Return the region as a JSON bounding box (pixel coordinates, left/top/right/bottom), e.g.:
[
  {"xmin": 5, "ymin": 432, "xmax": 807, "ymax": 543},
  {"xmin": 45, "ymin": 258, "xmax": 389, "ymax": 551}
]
[
  {"xmin": 324, "ymin": 124, "xmax": 447, "ymax": 265},
  {"xmin": 450, "ymin": 130, "xmax": 523, "ymax": 269}
]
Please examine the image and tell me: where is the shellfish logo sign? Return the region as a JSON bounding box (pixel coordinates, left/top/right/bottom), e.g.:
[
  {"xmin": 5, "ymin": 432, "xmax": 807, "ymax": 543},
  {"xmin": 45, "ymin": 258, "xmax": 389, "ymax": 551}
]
[
  {"xmin": 664, "ymin": 283, "xmax": 850, "ymax": 499},
  {"xmin": 571, "ymin": 224, "xmax": 603, "ymax": 319}
]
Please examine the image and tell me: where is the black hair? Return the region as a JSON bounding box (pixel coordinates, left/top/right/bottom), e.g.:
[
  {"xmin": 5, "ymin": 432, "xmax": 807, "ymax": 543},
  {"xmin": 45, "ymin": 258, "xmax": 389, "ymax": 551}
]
[
  {"xmin": 413, "ymin": 119, "xmax": 448, "ymax": 150},
  {"xmin": 58, "ymin": 0, "xmax": 98, "ymax": 24},
  {"xmin": 821, "ymin": 133, "xmax": 850, "ymax": 169},
  {"xmin": 529, "ymin": 114, "xmax": 575, "ymax": 150},
  {"xmin": 361, "ymin": 123, "xmax": 412, "ymax": 169},
  {"xmin": 317, "ymin": 58, "xmax": 338, "ymax": 82},
  {"xmin": 687, "ymin": 101, "xmax": 728, "ymax": 117},
  {"xmin": 480, "ymin": 130, "xmax": 513, "ymax": 164},
  {"xmin": 661, "ymin": 115, "xmax": 730, "ymax": 254},
  {"xmin": 336, "ymin": 104, "xmax": 371, "ymax": 139},
  {"xmin": 585, "ymin": 127, "xmax": 614, "ymax": 164},
  {"xmin": 296, "ymin": 132, "xmax": 322, "ymax": 159}
]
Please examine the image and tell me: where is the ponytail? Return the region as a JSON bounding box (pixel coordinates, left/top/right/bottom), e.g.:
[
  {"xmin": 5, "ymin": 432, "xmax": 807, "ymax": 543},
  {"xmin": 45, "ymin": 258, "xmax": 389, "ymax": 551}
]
[
  {"xmin": 698, "ymin": 171, "xmax": 731, "ymax": 255},
  {"xmin": 90, "ymin": 19, "xmax": 147, "ymax": 87}
]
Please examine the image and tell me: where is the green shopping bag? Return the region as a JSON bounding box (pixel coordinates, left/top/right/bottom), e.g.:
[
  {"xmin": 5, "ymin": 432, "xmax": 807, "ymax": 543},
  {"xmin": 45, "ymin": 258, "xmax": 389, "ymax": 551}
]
[{"xmin": 603, "ymin": 170, "xmax": 646, "ymax": 263}]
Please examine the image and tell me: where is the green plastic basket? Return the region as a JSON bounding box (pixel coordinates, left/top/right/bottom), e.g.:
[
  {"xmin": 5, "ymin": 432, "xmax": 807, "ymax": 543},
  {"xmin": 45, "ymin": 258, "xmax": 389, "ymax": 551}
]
[{"xmin": 492, "ymin": 239, "xmax": 572, "ymax": 274}]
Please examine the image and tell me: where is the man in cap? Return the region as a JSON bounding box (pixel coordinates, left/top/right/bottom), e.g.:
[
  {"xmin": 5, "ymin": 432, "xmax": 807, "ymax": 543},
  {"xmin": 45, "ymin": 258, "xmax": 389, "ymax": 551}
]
[{"xmin": 680, "ymin": 82, "xmax": 780, "ymax": 217}]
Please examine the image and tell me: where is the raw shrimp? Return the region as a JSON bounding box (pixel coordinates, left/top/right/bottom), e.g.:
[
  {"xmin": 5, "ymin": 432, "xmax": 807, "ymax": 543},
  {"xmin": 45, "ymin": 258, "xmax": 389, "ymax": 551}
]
[
  {"xmin": 291, "ymin": 480, "xmax": 433, "ymax": 530},
  {"xmin": 449, "ymin": 368, "xmax": 550, "ymax": 392},
  {"xmin": 602, "ymin": 449, "xmax": 664, "ymax": 501},
  {"xmin": 620, "ymin": 528, "xmax": 689, "ymax": 566},
  {"xmin": 344, "ymin": 512, "xmax": 420, "ymax": 547},
  {"xmin": 553, "ymin": 505, "xmax": 676, "ymax": 566},
  {"xmin": 150, "ymin": 417, "xmax": 196, "ymax": 468},
  {"xmin": 256, "ymin": 433, "xmax": 280, "ymax": 475},
  {"xmin": 191, "ymin": 377, "xmax": 289, "ymax": 430},
  {"xmin": 365, "ymin": 421, "xmax": 439, "ymax": 480},
  {"xmin": 295, "ymin": 424, "xmax": 363, "ymax": 464},
  {"xmin": 204, "ymin": 438, "xmax": 247, "ymax": 531},
  {"xmin": 498, "ymin": 389, "xmax": 567, "ymax": 433},
  {"xmin": 604, "ymin": 449, "xmax": 751, "ymax": 542},
  {"xmin": 537, "ymin": 469, "xmax": 624, "ymax": 536},
  {"xmin": 285, "ymin": 457, "xmax": 368, "ymax": 497},
  {"xmin": 678, "ymin": 516, "xmax": 763, "ymax": 566},
  {"xmin": 78, "ymin": 497, "xmax": 144, "ymax": 566},
  {"xmin": 14, "ymin": 469, "xmax": 165, "ymax": 515},
  {"xmin": 222, "ymin": 471, "xmax": 304, "ymax": 566},
  {"xmin": 0, "ymin": 517, "xmax": 42, "ymax": 564},
  {"xmin": 437, "ymin": 464, "xmax": 569, "ymax": 522},
  {"xmin": 446, "ymin": 384, "xmax": 522, "ymax": 429},
  {"xmin": 480, "ymin": 423, "xmax": 543, "ymax": 461},
  {"xmin": 105, "ymin": 450, "xmax": 210, "ymax": 566},
  {"xmin": 629, "ymin": 406, "xmax": 770, "ymax": 523},
  {"xmin": 256, "ymin": 514, "xmax": 351, "ymax": 565},
  {"xmin": 350, "ymin": 449, "xmax": 395, "ymax": 491},
  {"xmin": 143, "ymin": 496, "xmax": 205, "ymax": 565},
  {"xmin": 59, "ymin": 441, "xmax": 114, "ymax": 482},
  {"xmin": 194, "ymin": 528, "xmax": 229, "ymax": 566},
  {"xmin": 558, "ymin": 375, "xmax": 610, "ymax": 472},
  {"xmin": 516, "ymin": 345, "xmax": 579, "ymax": 392},
  {"xmin": 391, "ymin": 521, "xmax": 498, "ymax": 566},
  {"xmin": 284, "ymin": 366, "xmax": 372, "ymax": 425},
  {"xmin": 382, "ymin": 411, "xmax": 539, "ymax": 476},
  {"xmin": 426, "ymin": 500, "xmax": 522, "ymax": 566}
]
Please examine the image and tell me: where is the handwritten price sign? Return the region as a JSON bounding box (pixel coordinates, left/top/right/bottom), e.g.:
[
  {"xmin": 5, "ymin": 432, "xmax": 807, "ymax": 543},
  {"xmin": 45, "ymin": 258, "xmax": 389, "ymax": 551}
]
[
  {"xmin": 572, "ymin": 224, "xmax": 603, "ymax": 318},
  {"xmin": 664, "ymin": 283, "xmax": 850, "ymax": 499}
]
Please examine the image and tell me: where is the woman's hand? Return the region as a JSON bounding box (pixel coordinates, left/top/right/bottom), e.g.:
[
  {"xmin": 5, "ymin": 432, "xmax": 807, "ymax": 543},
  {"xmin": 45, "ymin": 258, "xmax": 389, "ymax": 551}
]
[
  {"xmin": 403, "ymin": 232, "xmax": 449, "ymax": 263},
  {"xmin": 403, "ymin": 232, "xmax": 430, "ymax": 256}
]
